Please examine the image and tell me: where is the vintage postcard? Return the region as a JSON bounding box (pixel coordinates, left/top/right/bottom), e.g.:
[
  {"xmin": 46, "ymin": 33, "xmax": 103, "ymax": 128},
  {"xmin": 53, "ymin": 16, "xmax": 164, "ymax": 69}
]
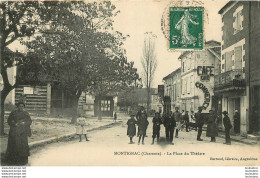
[{"xmin": 0, "ymin": 0, "xmax": 260, "ymax": 169}]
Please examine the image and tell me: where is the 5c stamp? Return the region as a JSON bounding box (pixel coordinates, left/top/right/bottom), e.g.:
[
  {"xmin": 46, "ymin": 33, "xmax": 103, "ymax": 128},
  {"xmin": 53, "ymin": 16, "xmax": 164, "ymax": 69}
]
[{"xmin": 169, "ymin": 7, "xmax": 204, "ymax": 50}]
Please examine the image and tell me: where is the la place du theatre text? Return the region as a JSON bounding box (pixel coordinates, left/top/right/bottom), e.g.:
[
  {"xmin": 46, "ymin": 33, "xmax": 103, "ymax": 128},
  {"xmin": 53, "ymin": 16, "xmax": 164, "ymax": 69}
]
[{"xmin": 114, "ymin": 151, "xmax": 206, "ymax": 156}]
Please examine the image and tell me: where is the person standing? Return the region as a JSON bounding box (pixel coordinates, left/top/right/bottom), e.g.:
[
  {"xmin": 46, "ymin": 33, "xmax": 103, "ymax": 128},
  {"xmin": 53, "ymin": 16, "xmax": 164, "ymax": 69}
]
[
  {"xmin": 223, "ymin": 111, "xmax": 232, "ymax": 145},
  {"xmin": 195, "ymin": 107, "xmax": 204, "ymax": 141},
  {"xmin": 127, "ymin": 114, "xmax": 137, "ymax": 144},
  {"xmin": 164, "ymin": 111, "xmax": 176, "ymax": 145},
  {"xmin": 136, "ymin": 106, "xmax": 147, "ymax": 136},
  {"xmin": 76, "ymin": 117, "xmax": 89, "ymax": 142},
  {"xmin": 152, "ymin": 112, "xmax": 162, "ymax": 144},
  {"xmin": 5, "ymin": 101, "xmax": 32, "ymax": 165},
  {"xmin": 114, "ymin": 112, "xmax": 117, "ymax": 122},
  {"xmin": 183, "ymin": 111, "xmax": 190, "ymax": 132},
  {"xmin": 173, "ymin": 107, "xmax": 181, "ymax": 138},
  {"xmin": 137, "ymin": 112, "xmax": 149, "ymax": 145},
  {"xmin": 234, "ymin": 110, "xmax": 240, "ymax": 134},
  {"xmin": 206, "ymin": 110, "xmax": 218, "ymax": 142}
]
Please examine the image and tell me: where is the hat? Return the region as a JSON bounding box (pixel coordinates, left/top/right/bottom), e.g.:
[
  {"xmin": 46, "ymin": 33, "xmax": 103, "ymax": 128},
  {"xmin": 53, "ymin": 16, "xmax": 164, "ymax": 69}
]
[{"xmin": 222, "ymin": 111, "xmax": 228, "ymax": 115}]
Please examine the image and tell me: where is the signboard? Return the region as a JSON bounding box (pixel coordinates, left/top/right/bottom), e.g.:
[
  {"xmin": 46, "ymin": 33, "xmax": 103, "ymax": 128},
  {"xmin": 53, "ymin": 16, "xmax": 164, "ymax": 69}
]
[
  {"xmin": 197, "ymin": 66, "xmax": 214, "ymax": 81},
  {"xmin": 23, "ymin": 87, "xmax": 34, "ymax": 94}
]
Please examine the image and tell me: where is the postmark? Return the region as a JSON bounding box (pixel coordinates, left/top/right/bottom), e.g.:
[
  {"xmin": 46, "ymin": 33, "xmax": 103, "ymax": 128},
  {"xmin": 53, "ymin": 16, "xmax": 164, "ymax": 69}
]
[{"xmin": 169, "ymin": 7, "xmax": 204, "ymax": 50}]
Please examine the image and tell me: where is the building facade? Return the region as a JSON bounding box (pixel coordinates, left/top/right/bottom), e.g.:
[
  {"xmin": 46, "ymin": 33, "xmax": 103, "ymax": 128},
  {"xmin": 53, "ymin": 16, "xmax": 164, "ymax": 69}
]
[
  {"xmin": 179, "ymin": 41, "xmax": 221, "ymax": 113},
  {"xmin": 218, "ymin": 1, "xmax": 260, "ymax": 135},
  {"xmin": 162, "ymin": 67, "xmax": 181, "ymax": 113}
]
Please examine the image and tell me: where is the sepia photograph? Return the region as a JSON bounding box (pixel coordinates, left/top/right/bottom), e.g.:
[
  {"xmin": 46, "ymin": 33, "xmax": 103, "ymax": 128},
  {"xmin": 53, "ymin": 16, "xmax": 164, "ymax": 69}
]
[{"xmin": 0, "ymin": 0, "xmax": 259, "ymax": 170}]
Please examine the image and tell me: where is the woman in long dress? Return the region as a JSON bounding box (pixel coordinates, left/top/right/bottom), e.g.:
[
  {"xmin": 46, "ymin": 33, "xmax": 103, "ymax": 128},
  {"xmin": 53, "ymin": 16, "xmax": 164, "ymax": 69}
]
[
  {"xmin": 6, "ymin": 101, "xmax": 32, "ymax": 165},
  {"xmin": 206, "ymin": 110, "xmax": 218, "ymax": 142},
  {"xmin": 175, "ymin": 9, "xmax": 199, "ymax": 45}
]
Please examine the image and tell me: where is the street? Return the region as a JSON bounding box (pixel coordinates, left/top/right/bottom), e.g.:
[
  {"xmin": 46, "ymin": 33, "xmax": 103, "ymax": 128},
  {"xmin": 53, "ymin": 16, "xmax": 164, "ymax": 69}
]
[{"xmin": 29, "ymin": 117, "xmax": 260, "ymax": 166}]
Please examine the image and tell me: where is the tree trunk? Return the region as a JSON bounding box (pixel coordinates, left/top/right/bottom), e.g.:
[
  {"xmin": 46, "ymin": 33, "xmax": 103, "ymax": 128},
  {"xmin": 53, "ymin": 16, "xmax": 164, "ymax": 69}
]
[
  {"xmin": 98, "ymin": 98, "xmax": 102, "ymax": 120},
  {"xmin": 146, "ymin": 87, "xmax": 150, "ymax": 115},
  {"xmin": 0, "ymin": 87, "xmax": 12, "ymax": 136},
  {"xmin": 70, "ymin": 95, "xmax": 80, "ymax": 124}
]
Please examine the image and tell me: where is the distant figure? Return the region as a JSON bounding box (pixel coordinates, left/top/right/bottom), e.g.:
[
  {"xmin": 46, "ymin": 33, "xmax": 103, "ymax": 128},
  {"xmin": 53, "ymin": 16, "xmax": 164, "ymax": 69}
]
[
  {"xmin": 114, "ymin": 112, "xmax": 117, "ymax": 122},
  {"xmin": 173, "ymin": 107, "xmax": 181, "ymax": 138},
  {"xmin": 136, "ymin": 106, "xmax": 147, "ymax": 121},
  {"xmin": 76, "ymin": 117, "xmax": 89, "ymax": 142},
  {"xmin": 223, "ymin": 111, "xmax": 232, "ymax": 145},
  {"xmin": 206, "ymin": 110, "xmax": 218, "ymax": 142},
  {"xmin": 137, "ymin": 111, "xmax": 149, "ymax": 145},
  {"xmin": 152, "ymin": 112, "xmax": 162, "ymax": 144},
  {"xmin": 6, "ymin": 101, "xmax": 32, "ymax": 165},
  {"xmin": 195, "ymin": 107, "xmax": 204, "ymax": 141},
  {"xmin": 191, "ymin": 111, "xmax": 196, "ymax": 122},
  {"xmin": 127, "ymin": 114, "xmax": 137, "ymax": 144},
  {"xmin": 233, "ymin": 110, "xmax": 240, "ymax": 134},
  {"xmin": 183, "ymin": 111, "xmax": 190, "ymax": 132}
]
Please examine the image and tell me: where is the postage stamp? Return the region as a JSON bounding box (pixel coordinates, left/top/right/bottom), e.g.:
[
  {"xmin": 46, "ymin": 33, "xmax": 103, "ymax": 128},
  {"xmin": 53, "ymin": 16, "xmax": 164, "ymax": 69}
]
[{"xmin": 169, "ymin": 7, "xmax": 204, "ymax": 50}]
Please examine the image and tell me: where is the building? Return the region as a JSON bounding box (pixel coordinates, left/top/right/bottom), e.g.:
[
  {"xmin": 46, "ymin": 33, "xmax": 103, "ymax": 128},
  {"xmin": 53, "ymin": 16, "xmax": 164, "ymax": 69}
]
[
  {"xmin": 150, "ymin": 89, "xmax": 163, "ymax": 113},
  {"xmin": 162, "ymin": 67, "xmax": 181, "ymax": 113},
  {"xmin": 178, "ymin": 41, "xmax": 221, "ymax": 113},
  {"xmin": 218, "ymin": 1, "xmax": 260, "ymax": 135}
]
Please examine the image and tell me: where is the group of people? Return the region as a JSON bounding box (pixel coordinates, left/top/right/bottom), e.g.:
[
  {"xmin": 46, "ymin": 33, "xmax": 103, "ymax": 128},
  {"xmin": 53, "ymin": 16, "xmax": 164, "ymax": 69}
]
[
  {"xmin": 5, "ymin": 101, "xmax": 233, "ymax": 166},
  {"xmin": 127, "ymin": 106, "xmax": 233, "ymax": 145}
]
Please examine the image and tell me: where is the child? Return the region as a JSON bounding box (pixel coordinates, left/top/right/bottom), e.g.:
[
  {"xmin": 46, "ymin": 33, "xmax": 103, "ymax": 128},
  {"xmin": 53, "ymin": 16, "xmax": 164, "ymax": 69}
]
[
  {"xmin": 127, "ymin": 114, "xmax": 137, "ymax": 144},
  {"xmin": 76, "ymin": 117, "xmax": 89, "ymax": 142},
  {"xmin": 152, "ymin": 112, "xmax": 162, "ymax": 144},
  {"xmin": 137, "ymin": 112, "xmax": 149, "ymax": 145}
]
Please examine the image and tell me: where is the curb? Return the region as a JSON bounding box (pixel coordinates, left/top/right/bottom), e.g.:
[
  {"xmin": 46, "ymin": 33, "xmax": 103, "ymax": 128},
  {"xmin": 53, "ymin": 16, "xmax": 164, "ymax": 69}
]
[
  {"xmin": 217, "ymin": 132, "xmax": 258, "ymax": 145},
  {"xmin": 29, "ymin": 121, "xmax": 122, "ymax": 149}
]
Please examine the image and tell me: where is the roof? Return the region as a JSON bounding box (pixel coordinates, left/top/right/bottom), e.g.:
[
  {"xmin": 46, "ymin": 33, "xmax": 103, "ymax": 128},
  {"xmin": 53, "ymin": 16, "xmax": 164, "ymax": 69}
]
[
  {"xmin": 163, "ymin": 67, "xmax": 181, "ymax": 81},
  {"xmin": 178, "ymin": 40, "xmax": 221, "ymax": 59},
  {"xmin": 218, "ymin": 1, "xmax": 236, "ymax": 14}
]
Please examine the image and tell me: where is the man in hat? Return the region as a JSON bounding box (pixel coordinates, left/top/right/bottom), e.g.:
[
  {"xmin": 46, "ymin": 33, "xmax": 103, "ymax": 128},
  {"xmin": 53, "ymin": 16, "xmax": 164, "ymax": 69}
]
[
  {"xmin": 164, "ymin": 111, "xmax": 176, "ymax": 145},
  {"xmin": 223, "ymin": 111, "xmax": 232, "ymax": 145},
  {"xmin": 6, "ymin": 101, "xmax": 32, "ymax": 165},
  {"xmin": 195, "ymin": 107, "xmax": 204, "ymax": 141},
  {"xmin": 137, "ymin": 111, "xmax": 149, "ymax": 144}
]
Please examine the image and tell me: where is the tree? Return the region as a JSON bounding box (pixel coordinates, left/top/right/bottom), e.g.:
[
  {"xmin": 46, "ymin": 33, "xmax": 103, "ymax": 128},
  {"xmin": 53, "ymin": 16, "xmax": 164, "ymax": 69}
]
[
  {"xmin": 0, "ymin": 1, "xmax": 76, "ymax": 135},
  {"xmin": 23, "ymin": 1, "xmax": 140, "ymax": 122},
  {"xmin": 141, "ymin": 32, "xmax": 157, "ymax": 114}
]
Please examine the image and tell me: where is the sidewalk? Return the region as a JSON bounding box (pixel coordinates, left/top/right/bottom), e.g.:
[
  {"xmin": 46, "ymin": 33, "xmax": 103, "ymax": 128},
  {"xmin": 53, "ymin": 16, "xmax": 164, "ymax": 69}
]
[
  {"xmin": 201, "ymin": 126, "xmax": 260, "ymax": 145},
  {"xmin": 0, "ymin": 113, "xmax": 128, "ymax": 156}
]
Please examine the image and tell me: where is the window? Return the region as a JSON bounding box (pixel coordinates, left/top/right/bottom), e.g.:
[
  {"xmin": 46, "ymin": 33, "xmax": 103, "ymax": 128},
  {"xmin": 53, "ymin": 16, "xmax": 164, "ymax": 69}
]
[
  {"xmin": 234, "ymin": 10, "xmax": 242, "ymax": 33},
  {"xmin": 101, "ymin": 100, "xmax": 110, "ymax": 111},
  {"xmin": 234, "ymin": 46, "xmax": 242, "ymax": 69}
]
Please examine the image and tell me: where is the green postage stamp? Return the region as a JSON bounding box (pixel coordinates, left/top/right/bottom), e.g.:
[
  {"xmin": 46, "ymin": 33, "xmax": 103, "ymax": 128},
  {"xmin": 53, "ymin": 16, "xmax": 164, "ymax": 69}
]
[{"xmin": 169, "ymin": 7, "xmax": 204, "ymax": 50}]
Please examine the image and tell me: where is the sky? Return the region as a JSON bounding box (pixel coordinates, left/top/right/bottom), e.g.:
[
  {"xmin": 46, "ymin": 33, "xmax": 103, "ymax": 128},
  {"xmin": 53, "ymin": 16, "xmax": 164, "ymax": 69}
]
[
  {"xmin": 112, "ymin": 0, "xmax": 228, "ymax": 87},
  {"xmin": 7, "ymin": 0, "xmax": 228, "ymax": 88}
]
